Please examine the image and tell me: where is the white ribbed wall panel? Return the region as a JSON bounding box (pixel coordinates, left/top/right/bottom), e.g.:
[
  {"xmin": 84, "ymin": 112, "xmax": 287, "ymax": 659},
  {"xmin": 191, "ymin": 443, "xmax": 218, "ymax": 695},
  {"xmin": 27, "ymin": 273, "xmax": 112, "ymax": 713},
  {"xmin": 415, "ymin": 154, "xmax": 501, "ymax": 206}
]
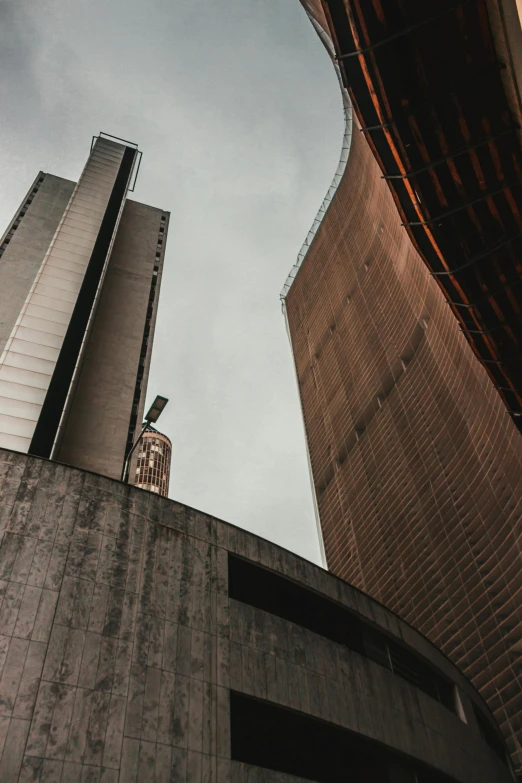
[{"xmin": 0, "ymin": 138, "xmax": 126, "ymax": 452}]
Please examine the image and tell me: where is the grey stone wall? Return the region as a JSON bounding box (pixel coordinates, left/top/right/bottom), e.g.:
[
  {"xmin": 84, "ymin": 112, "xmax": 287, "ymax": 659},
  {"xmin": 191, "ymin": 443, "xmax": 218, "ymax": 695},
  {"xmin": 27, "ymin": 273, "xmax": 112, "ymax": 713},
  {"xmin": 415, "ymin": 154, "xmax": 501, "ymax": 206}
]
[
  {"xmin": 0, "ymin": 173, "xmax": 75, "ymax": 354},
  {"xmin": 0, "ymin": 449, "xmax": 512, "ymax": 782}
]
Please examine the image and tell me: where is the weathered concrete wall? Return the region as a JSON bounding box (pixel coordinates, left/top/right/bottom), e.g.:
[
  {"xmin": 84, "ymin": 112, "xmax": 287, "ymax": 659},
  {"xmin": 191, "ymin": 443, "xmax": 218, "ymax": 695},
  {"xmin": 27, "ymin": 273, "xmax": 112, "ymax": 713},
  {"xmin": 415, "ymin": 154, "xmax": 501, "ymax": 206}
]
[{"xmin": 0, "ymin": 449, "xmax": 511, "ymax": 782}]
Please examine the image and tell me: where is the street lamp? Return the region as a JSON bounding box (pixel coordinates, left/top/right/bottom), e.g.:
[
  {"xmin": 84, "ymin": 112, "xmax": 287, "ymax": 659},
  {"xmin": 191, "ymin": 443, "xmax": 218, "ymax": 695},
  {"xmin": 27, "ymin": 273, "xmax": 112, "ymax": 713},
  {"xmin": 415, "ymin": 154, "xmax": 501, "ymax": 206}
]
[{"xmin": 121, "ymin": 394, "xmax": 169, "ymax": 482}]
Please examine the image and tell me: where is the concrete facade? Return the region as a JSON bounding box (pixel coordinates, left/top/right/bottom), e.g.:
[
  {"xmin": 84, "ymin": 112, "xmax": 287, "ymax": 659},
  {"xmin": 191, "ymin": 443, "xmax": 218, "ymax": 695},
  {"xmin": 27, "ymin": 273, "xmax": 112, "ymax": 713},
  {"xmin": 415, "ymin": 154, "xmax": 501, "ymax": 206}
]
[
  {"xmin": 57, "ymin": 201, "xmax": 169, "ymax": 480},
  {"xmin": 284, "ymin": 0, "xmax": 522, "ymax": 764},
  {"xmin": 0, "ymin": 138, "xmax": 132, "ymax": 455},
  {"xmin": 0, "ymin": 173, "xmax": 75, "ymax": 357},
  {"xmin": 0, "ymin": 138, "xmax": 169, "ymax": 480},
  {"xmin": 0, "ymin": 448, "xmax": 512, "ymax": 782}
]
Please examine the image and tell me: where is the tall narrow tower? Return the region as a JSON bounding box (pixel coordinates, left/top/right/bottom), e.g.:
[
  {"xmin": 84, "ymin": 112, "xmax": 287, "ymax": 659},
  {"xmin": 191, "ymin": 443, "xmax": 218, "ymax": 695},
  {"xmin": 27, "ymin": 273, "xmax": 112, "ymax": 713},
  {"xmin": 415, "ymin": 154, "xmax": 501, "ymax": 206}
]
[
  {"xmin": 134, "ymin": 425, "xmax": 172, "ymax": 496},
  {"xmin": 0, "ymin": 134, "xmax": 169, "ymax": 479}
]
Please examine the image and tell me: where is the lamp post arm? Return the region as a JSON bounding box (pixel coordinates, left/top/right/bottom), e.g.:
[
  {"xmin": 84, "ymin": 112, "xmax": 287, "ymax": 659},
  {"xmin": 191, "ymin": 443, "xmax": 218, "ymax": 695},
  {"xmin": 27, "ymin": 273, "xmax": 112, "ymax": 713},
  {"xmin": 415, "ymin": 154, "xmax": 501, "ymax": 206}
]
[{"xmin": 121, "ymin": 421, "xmax": 150, "ymax": 483}]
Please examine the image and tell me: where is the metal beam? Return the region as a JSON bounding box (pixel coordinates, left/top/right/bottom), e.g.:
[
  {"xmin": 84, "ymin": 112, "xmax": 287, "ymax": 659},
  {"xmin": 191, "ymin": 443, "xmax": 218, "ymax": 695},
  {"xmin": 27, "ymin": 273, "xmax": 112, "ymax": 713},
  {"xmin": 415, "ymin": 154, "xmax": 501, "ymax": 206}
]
[
  {"xmin": 460, "ymin": 319, "xmax": 522, "ymax": 336},
  {"xmin": 430, "ymin": 228, "xmax": 522, "ymax": 277},
  {"xmin": 444, "ymin": 277, "xmax": 522, "ymax": 308},
  {"xmin": 359, "ymin": 121, "xmax": 393, "ymax": 133},
  {"xmin": 335, "ymin": 1, "xmax": 470, "ymax": 61},
  {"xmin": 382, "ymin": 127, "xmax": 517, "ymax": 181},
  {"xmin": 403, "ymin": 179, "xmax": 522, "ymax": 227}
]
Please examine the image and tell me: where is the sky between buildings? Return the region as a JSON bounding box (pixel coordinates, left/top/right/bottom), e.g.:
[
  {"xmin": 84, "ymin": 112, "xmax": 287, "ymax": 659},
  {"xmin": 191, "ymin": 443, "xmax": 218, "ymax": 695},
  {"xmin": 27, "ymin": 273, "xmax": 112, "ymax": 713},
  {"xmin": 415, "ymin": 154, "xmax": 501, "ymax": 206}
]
[{"xmin": 0, "ymin": 0, "xmax": 343, "ymax": 564}]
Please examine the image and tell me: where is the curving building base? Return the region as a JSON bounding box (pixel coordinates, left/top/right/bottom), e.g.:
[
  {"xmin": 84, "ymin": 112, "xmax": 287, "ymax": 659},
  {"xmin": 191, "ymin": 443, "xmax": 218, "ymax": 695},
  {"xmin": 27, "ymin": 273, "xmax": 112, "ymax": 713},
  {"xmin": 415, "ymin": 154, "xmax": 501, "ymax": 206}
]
[{"xmin": 0, "ymin": 449, "xmax": 512, "ymax": 782}]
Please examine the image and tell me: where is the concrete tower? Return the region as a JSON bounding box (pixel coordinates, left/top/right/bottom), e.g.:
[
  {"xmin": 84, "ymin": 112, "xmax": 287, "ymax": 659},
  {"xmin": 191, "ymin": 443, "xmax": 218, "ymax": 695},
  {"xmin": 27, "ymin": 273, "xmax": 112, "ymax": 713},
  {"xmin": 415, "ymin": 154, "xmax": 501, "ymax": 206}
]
[{"xmin": 0, "ymin": 134, "xmax": 169, "ymax": 480}]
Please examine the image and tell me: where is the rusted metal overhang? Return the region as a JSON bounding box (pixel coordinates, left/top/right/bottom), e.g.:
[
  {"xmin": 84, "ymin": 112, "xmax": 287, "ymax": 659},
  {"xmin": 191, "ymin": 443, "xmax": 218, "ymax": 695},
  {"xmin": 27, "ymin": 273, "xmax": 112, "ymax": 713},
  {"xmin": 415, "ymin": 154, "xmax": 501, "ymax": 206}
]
[{"xmin": 321, "ymin": 0, "xmax": 522, "ymax": 430}]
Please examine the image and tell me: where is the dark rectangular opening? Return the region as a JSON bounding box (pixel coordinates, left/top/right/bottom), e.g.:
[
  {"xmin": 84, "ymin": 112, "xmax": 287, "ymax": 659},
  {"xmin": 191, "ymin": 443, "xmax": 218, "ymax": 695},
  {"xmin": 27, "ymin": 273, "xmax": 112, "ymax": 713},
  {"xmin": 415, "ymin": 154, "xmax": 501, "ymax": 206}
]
[
  {"xmin": 363, "ymin": 626, "xmax": 455, "ymax": 711},
  {"xmin": 228, "ymin": 553, "xmax": 364, "ymax": 653},
  {"xmin": 474, "ymin": 705, "xmax": 506, "ymax": 762},
  {"xmin": 230, "ymin": 691, "xmax": 390, "ymax": 782},
  {"xmin": 230, "ymin": 692, "xmax": 455, "ymax": 783}
]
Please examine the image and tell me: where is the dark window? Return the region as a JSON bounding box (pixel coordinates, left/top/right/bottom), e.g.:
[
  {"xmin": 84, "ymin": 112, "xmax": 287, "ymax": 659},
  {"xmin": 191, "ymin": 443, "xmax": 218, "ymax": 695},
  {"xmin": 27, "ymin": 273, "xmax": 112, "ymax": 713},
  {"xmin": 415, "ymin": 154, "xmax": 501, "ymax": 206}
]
[
  {"xmin": 229, "ymin": 554, "xmax": 364, "ymax": 653},
  {"xmin": 474, "ymin": 706, "xmax": 506, "ymax": 762},
  {"xmin": 362, "ymin": 627, "xmax": 455, "ymax": 711},
  {"xmin": 231, "ymin": 692, "xmax": 455, "ymax": 783}
]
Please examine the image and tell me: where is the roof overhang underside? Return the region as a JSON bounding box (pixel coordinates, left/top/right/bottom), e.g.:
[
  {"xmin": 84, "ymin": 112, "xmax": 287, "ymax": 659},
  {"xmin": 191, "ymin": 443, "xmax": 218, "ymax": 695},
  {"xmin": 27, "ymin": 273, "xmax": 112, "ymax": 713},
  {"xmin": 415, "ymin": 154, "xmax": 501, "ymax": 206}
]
[{"xmin": 321, "ymin": 0, "xmax": 522, "ymax": 431}]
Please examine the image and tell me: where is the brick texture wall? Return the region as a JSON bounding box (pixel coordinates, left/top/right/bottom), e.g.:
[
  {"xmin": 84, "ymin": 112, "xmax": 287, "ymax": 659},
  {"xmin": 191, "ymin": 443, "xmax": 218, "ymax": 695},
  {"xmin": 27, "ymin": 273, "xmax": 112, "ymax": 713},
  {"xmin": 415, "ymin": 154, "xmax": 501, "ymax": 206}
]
[{"xmin": 285, "ymin": 113, "xmax": 522, "ymax": 763}]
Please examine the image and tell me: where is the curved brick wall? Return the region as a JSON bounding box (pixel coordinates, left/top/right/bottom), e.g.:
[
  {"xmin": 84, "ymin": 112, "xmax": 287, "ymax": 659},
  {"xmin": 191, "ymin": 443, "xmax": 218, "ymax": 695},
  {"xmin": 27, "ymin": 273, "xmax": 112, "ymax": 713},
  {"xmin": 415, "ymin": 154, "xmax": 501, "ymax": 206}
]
[
  {"xmin": 0, "ymin": 449, "xmax": 512, "ymax": 781},
  {"xmin": 285, "ymin": 5, "xmax": 522, "ymax": 764}
]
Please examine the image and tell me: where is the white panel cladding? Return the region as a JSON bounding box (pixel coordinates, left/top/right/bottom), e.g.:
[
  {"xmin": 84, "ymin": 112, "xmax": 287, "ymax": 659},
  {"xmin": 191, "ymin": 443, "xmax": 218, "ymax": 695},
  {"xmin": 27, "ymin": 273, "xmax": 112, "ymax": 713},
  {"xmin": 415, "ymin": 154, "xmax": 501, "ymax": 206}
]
[{"xmin": 0, "ymin": 138, "xmax": 127, "ymax": 453}]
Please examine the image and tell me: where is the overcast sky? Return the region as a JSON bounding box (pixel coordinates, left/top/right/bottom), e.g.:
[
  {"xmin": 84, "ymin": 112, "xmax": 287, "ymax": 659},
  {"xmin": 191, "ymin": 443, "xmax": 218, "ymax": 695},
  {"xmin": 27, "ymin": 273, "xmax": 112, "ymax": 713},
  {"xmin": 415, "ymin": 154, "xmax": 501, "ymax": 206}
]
[{"xmin": 0, "ymin": 0, "xmax": 343, "ymax": 564}]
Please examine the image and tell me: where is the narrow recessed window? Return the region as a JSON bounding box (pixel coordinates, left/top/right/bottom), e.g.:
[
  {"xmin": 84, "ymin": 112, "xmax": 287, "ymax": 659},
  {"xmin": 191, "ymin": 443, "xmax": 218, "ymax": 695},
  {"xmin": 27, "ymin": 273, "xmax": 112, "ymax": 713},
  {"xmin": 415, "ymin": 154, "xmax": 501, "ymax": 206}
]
[
  {"xmin": 231, "ymin": 692, "xmax": 436, "ymax": 782},
  {"xmin": 474, "ymin": 706, "xmax": 506, "ymax": 761}
]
